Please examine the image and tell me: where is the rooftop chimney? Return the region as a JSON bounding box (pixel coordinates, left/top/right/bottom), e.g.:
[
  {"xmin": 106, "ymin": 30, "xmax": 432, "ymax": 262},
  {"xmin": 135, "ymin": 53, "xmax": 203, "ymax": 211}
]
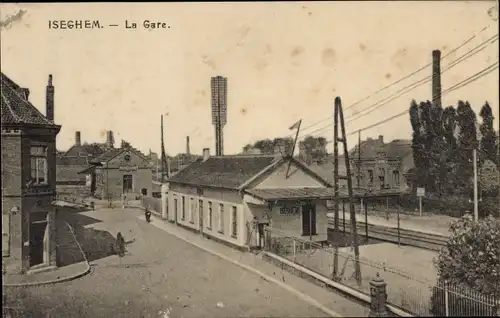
[
  {"xmin": 46, "ymin": 74, "xmax": 54, "ymax": 121},
  {"xmin": 432, "ymin": 50, "xmax": 442, "ymax": 108},
  {"xmin": 202, "ymin": 148, "xmax": 210, "ymax": 162},
  {"xmin": 106, "ymin": 131, "xmax": 114, "ymax": 148},
  {"xmin": 378, "ymin": 135, "xmax": 384, "ymax": 143},
  {"xmin": 186, "ymin": 136, "xmax": 191, "ymax": 155},
  {"xmin": 22, "ymin": 88, "xmax": 30, "ymax": 100},
  {"xmin": 75, "ymin": 131, "xmax": 81, "ymax": 146}
]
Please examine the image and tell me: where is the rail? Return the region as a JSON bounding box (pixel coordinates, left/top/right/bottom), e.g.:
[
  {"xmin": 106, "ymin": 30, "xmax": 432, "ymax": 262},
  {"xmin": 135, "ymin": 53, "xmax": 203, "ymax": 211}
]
[{"xmin": 327, "ymin": 218, "xmax": 448, "ymax": 252}]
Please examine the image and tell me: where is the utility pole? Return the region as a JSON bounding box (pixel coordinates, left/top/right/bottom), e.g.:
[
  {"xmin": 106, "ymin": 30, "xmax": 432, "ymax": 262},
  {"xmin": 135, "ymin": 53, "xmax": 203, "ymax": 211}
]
[
  {"xmin": 357, "ymin": 130, "xmax": 361, "ymax": 189},
  {"xmin": 332, "ymin": 106, "xmax": 340, "ymax": 280},
  {"xmin": 334, "ymin": 97, "xmax": 362, "ymax": 285},
  {"xmin": 473, "ymin": 148, "xmax": 479, "ymax": 221},
  {"xmin": 161, "ymin": 115, "xmax": 169, "ymax": 182}
]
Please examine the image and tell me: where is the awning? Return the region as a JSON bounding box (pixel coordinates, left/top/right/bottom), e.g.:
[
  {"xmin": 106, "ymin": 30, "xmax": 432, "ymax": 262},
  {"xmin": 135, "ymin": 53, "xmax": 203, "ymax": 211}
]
[
  {"xmin": 246, "ymin": 203, "xmax": 270, "ymax": 221},
  {"xmin": 245, "ymin": 187, "xmax": 404, "ymax": 201},
  {"xmin": 78, "ymin": 166, "xmax": 96, "ymax": 174}
]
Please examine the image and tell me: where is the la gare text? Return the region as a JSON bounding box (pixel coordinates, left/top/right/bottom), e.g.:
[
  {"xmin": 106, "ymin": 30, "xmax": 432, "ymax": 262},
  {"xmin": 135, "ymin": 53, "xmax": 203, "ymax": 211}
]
[{"xmin": 48, "ymin": 20, "xmax": 169, "ymax": 30}]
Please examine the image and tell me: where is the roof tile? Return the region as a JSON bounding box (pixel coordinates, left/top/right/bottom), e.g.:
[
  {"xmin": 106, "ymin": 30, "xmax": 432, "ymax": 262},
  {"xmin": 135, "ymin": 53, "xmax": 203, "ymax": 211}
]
[
  {"xmin": 1, "ymin": 72, "xmax": 56, "ymax": 126},
  {"xmin": 168, "ymin": 155, "xmax": 279, "ymax": 189}
]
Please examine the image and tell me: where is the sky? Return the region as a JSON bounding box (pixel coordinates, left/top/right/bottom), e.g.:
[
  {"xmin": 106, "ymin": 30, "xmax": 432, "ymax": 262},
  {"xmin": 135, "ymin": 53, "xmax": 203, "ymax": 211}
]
[{"xmin": 1, "ymin": 1, "xmax": 498, "ymax": 156}]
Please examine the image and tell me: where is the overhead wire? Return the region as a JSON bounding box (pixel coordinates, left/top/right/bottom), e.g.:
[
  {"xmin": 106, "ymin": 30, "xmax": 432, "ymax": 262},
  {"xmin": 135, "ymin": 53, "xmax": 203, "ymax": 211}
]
[
  {"xmin": 319, "ymin": 60, "xmax": 500, "ymax": 145},
  {"xmin": 305, "ymin": 33, "xmax": 499, "ymax": 139},
  {"xmin": 284, "ymin": 25, "xmax": 494, "ymax": 139}
]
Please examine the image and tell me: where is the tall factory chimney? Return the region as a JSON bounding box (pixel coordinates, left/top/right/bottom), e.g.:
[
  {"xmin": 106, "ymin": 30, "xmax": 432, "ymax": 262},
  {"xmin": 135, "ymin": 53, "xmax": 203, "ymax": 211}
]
[
  {"xmin": 432, "ymin": 50, "xmax": 442, "ymax": 108},
  {"xmin": 186, "ymin": 136, "xmax": 191, "ymax": 155},
  {"xmin": 75, "ymin": 131, "xmax": 81, "ymax": 146},
  {"xmin": 46, "ymin": 74, "xmax": 54, "ymax": 121},
  {"xmin": 211, "ymin": 76, "xmax": 227, "ymax": 156}
]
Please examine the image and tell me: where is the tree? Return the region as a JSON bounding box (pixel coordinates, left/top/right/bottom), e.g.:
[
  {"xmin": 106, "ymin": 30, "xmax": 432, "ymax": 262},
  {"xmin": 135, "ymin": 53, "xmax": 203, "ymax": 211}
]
[
  {"xmin": 479, "ymin": 160, "xmax": 500, "ymax": 218},
  {"xmin": 299, "ymin": 136, "xmax": 328, "ymax": 164},
  {"xmin": 409, "ymin": 100, "xmax": 427, "ymax": 189},
  {"xmin": 243, "ymin": 137, "xmax": 294, "ymax": 155},
  {"xmin": 431, "ymin": 216, "xmax": 500, "ymax": 316},
  {"xmin": 479, "ymin": 102, "xmax": 499, "ymax": 167},
  {"xmin": 454, "ymin": 101, "xmax": 478, "ymax": 196}
]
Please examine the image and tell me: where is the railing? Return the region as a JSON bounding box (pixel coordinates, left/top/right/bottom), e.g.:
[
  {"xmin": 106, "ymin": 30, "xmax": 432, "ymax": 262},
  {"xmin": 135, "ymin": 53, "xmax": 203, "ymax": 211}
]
[{"xmin": 264, "ymin": 227, "xmax": 498, "ymax": 317}]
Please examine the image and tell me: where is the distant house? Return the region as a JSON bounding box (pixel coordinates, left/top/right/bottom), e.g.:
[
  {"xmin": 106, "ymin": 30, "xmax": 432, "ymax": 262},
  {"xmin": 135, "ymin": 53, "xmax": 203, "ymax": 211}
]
[
  {"xmin": 307, "ymin": 135, "xmax": 413, "ymax": 192},
  {"xmin": 56, "ymin": 131, "xmax": 111, "ymax": 197},
  {"xmin": 165, "ymin": 148, "xmax": 335, "ymax": 251},
  {"xmin": 80, "ymin": 143, "xmax": 152, "ymax": 200}
]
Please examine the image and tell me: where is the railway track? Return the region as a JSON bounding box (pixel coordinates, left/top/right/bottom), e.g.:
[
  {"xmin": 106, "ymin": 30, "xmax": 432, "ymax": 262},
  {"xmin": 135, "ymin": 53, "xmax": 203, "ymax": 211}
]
[{"xmin": 327, "ymin": 218, "xmax": 449, "ymax": 252}]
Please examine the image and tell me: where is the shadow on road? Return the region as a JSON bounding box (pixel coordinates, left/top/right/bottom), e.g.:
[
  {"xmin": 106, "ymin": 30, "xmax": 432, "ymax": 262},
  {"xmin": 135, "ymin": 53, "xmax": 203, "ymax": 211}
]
[{"xmin": 56, "ymin": 206, "xmax": 124, "ymax": 265}]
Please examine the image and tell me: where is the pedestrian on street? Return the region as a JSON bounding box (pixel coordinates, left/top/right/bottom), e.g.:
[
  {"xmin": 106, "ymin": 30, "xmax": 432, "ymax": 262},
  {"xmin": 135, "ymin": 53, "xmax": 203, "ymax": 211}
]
[
  {"xmin": 145, "ymin": 207, "xmax": 152, "ymax": 223},
  {"xmin": 116, "ymin": 232, "xmax": 126, "ymax": 258}
]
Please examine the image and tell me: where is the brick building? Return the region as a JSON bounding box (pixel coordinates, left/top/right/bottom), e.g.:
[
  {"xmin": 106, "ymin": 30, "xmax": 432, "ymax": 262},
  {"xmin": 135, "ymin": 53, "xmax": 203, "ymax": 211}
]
[
  {"xmin": 350, "ymin": 135, "xmax": 414, "ymax": 191},
  {"xmin": 1, "ymin": 73, "xmax": 61, "ymax": 274},
  {"xmin": 79, "ymin": 142, "xmax": 152, "ymax": 200},
  {"xmin": 56, "ymin": 131, "xmax": 109, "ymax": 198}
]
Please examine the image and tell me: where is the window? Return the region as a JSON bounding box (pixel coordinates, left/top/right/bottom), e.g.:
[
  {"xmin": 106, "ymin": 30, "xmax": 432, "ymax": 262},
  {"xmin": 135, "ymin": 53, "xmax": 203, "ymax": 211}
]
[
  {"xmin": 393, "ymin": 170, "xmax": 400, "ymax": 186},
  {"xmin": 367, "ymin": 169, "xmax": 374, "ymax": 183},
  {"xmin": 189, "ymin": 198, "xmax": 195, "ymax": 223},
  {"xmin": 207, "ymin": 202, "xmax": 213, "ymax": 229},
  {"xmin": 30, "ymin": 146, "xmax": 48, "ymax": 185},
  {"xmin": 219, "ymin": 204, "xmax": 226, "ymax": 232},
  {"xmin": 174, "ymin": 197, "xmax": 178, "ymax": 219},
  {"xmin": 198, "ymin": 199, "xmax": 203, "ymax": 223},
  {"xmin": 181, "ymin": 196, "xmax": 186, "ymax": 220},
  {"xmin": 231, "ymin": 206, "xmax": 237, "ymax": 238}
]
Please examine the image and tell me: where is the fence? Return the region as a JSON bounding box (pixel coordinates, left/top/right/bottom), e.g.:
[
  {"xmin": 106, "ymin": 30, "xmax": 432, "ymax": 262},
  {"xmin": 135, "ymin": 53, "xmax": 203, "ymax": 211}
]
[
  {"xmin": 141, "ymin": 196, "xmax": 162, "ymax": 215},
  {"xmin": 264, "ymin": 227, "xmax": 499, "ymax": 317}
]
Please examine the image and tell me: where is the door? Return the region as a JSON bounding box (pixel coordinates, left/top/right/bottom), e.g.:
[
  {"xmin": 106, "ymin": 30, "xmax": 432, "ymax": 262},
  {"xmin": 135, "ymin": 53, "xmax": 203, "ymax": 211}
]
[
  {"xmin": 301, "ymin": 204, "xmax": 317, "ymax": 237},
  {"xmin": 258, "ymin": 223, "xmax": 265, "ymax": 249},
  {"xmin": 29, "ymin": 221, "xmax": 47, "ymax": 267},
  {"xmin": 123, "ymin": 174, "xmax": 133, "ymax": 193}
]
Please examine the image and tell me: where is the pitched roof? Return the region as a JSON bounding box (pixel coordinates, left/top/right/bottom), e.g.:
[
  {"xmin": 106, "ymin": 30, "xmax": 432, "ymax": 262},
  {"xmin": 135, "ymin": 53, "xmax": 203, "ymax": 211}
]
[
  {"xmin": 350, "ymin": 138, "xmax": 412, "ymax": 159},
  {"xmin": 167, "ymin": 155, "xmax": 280, "ymax": 189},
  {"xmin": 90, "ymin": 145, "xmax": 149, "ymax": 164},
  {"xmin": 1, "ymin": 72, "xmax": 56, "ymax": 126}
]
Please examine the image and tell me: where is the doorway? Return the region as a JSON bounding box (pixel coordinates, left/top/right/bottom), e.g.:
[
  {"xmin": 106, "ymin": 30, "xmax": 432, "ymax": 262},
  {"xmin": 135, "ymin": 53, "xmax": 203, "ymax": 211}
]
[
  {"xmin": 301, "ymin": 204, "xmax": 317, "ymax": 237},
  {"xmin": 29, "ymin": 218, "xmax": 48, "ymax": 267},
  {"xmin": 257, "ymin": 223, "xmax": 266, "ymax": 249},
  {"xmin": 123, "ymin": 174, "xmax": 133, "ymax": 193}
]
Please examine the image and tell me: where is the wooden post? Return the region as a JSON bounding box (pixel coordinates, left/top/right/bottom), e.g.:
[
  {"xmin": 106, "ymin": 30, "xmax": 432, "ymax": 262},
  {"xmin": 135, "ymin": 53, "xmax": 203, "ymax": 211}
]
[
  {"xmin": 333, "ymin": 101, "xmax": 340, "ymax": 279},
  {"xmin": 337, "ymin": 97, "xmax": 362, "ymax": 286}
]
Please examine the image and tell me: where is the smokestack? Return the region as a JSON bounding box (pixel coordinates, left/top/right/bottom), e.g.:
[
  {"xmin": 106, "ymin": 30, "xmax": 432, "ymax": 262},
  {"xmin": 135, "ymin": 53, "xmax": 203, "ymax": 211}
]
[
  {"xmin": 75, "ymin": 131, "xmax": 81, "ymax": 146},
  {"xmin": 202, "ymin": 148, "xmax": 210, "ymax": 162},
  {"xmin": 106, "ymin": 131, "xmax": 114, "ymax": 148},
  {"xmin": 46, "ymin": 74, "xmax": 54, "ymax": 121},
  {"xmin": 378, "ymin": 135, "xmax": 384, "ymax": 143},
  {"xmin": 186, "ymin": 136, "xmax": 190, "ymax": 155},
  {"xmin": 22, "ymin": 88, "xmax": 30, "ymax": 100},
  {"xmin": 432, "ymin": 50, "xmax": 442, "ymax": 108}
]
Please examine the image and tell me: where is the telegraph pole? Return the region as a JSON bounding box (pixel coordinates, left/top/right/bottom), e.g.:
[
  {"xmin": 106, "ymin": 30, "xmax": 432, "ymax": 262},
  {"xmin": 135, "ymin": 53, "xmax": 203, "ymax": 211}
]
[
  {"xmin": 357, "ymin": 130, "xmax": 361, "ymax": 189},
  {"xmin": 336, "ymin": 97, "xmax": 362, "ymax": 286},
  {"xmin": 332, "ymin": 104, "xmax": 340, "ymax": 280},
  {"xmin": 473, "ymin": 148, "xmax": 479, "ymax": 221}
]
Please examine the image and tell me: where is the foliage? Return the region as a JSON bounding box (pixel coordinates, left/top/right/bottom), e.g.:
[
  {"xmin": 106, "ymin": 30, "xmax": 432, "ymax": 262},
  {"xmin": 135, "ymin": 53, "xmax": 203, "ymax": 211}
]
[
  {"xmin": 479, "ymin": 160, "xmax": 500, "ymax": 196},
  {"xmin": 479, "ymin": 102, "xmax": 499, "ymax": 167},
  {"xmin": 434, "ymin": 215, "xmax": 500, "ymax": 297},
  {"xmin": 454, "ymin": 101, "xmax": 478, "ymax": 195},
  {"xmin": 298, "ymin": 136, "xmax": 328, "ymax": 164}
]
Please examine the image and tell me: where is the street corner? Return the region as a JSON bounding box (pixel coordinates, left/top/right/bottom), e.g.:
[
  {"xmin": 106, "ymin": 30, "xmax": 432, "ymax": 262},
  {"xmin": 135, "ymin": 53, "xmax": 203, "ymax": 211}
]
[{"xmin": 2, "ymin": 261, "xmax": 91, "ymax": 288}]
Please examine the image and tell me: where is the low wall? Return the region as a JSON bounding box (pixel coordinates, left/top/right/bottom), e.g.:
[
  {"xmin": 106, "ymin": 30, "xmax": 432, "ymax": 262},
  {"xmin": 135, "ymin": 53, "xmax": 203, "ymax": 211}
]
[{"xmin": 56, "ymin": 185, "xmax": 90, "ymax": 199}]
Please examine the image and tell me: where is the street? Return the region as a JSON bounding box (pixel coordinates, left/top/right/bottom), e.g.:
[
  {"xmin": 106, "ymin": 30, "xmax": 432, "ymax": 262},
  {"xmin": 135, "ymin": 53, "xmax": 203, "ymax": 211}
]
[{"xmin": 5, "ymin": 207, "xmax": 329, "ymax": 318}]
